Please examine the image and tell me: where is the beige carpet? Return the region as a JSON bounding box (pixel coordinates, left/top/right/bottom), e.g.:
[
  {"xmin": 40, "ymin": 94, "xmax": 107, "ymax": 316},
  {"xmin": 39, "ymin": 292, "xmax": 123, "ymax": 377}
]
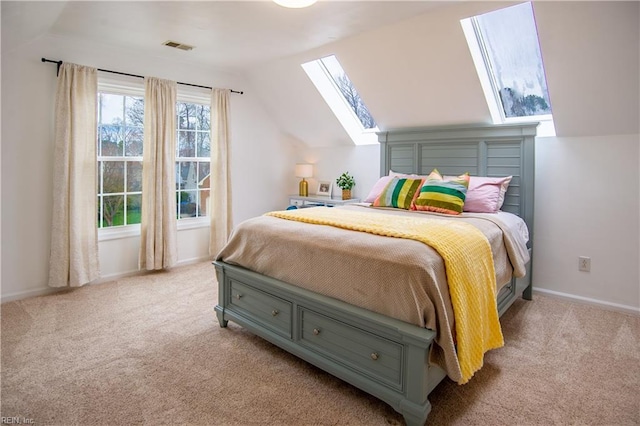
[{"xmin": 1, "ymin": 261, "xmax": 639, "ymax": 425}]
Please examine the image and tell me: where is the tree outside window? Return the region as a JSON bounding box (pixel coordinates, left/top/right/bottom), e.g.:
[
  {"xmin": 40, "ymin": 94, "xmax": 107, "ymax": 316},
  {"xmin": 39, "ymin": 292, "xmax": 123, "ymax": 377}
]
[
  {"xmin": 471, "ymin": 2, "xmax": 552, "ymax": 119},
  {"xmin": 97, "ymin": 93, "xmax": 144, "ymax": 228},
  {"xmin": 176, "ymin": 102, "xmax": 211, "ymax": 219},
  {"xmin": 319, "ymin": 55, "xmax": 377, "ymax": 129}
]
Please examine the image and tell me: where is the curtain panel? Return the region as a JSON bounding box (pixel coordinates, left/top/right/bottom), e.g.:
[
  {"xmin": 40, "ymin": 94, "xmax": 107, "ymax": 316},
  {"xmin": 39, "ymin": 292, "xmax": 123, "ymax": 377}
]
[
  {"xmin": 209, "ymin": 88, "xmax": 233, "ymax": 256},
  {"xmin": 139, "ymin": 77, "xmax": 178, "ymax": 270},
  {"xmin": 48, "ymin": 63, "xmax": 100, "ymax": 287}
]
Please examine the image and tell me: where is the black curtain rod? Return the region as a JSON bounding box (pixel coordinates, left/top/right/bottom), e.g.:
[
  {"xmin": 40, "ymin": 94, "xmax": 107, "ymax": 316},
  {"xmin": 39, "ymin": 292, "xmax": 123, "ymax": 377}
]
[{"xmin": 41, "ymin": 58, "xmax": 244, "ymax": 94}]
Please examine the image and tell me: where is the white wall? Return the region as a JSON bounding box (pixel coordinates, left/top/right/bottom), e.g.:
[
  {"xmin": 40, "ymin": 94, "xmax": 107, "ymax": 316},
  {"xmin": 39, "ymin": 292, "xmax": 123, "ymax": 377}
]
[
  {"xmin": 293, "ymin": 144, "xmax": 380, "ymax": 200},
  {"xmin": 535, "ymin": 1, "xmax": 640, "ymax": 138},
  {"xmin": 534, "ymin": 134, "xmax": 639, "ymax": 309},
  {"xmin": 1, "ymin": 33, "xmax": 294, "ymax": 301}
]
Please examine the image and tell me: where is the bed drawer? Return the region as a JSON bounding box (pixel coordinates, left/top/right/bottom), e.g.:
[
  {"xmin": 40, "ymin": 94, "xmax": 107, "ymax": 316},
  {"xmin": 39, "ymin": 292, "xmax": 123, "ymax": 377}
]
[
  {"xmin": 298, "ymin": 307, "xmax": 403, "ymax": 390},
  {"xmin": 229, "ymin": 279, "xmax": 292, "ymax": 338},
  {"xmin": 497, "ymin": 279, "xmax": 515, "ymax": 305}
]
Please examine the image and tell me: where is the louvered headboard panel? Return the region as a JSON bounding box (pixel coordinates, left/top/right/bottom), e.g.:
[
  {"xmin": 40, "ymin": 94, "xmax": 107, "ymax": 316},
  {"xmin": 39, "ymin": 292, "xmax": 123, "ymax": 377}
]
[{"xmin": 378, "ymin": 123, "xmax": 536, "ymax": 247}]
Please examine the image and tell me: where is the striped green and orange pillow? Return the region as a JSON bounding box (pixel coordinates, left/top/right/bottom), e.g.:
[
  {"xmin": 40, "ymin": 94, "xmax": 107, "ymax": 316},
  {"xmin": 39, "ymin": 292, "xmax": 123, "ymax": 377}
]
[
  {"xmin": 413, "ymin": 169, "xmax": 470, "ymax": 215},
  {"xmin": 373, "ymin": 177, "xmax": 424, "ymax": 210}
]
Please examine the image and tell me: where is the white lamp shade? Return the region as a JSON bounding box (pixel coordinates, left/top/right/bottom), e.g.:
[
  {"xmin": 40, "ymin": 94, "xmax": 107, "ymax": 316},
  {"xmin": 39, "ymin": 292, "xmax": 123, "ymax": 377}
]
[
  {"xmin": 273, "ymin": 0, "xmax": 317, "ymax": 8},
  {"xmin": 295, "ymin": 164, "xmax": 313, "ymax": 178}
]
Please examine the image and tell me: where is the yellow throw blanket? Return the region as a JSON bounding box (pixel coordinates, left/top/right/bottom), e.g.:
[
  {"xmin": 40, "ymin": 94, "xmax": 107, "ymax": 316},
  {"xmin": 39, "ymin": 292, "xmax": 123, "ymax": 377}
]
[{"xmin": 266, "ymin": 207, "xmax": 504, "ymax": 384}]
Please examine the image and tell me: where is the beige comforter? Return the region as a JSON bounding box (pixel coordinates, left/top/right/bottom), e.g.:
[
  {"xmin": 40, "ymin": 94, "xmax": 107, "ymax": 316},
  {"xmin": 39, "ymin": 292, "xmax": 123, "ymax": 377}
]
[{"xmin": 216, "ymin": 205, "xmax": 530, "ymax": 384}]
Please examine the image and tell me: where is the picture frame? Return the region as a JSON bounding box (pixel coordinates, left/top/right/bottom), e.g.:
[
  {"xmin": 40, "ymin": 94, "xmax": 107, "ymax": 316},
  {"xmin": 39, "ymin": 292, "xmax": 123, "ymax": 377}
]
[{"xmin": 316, "ymin": 180, "xmax": 332, "ymax": 197}]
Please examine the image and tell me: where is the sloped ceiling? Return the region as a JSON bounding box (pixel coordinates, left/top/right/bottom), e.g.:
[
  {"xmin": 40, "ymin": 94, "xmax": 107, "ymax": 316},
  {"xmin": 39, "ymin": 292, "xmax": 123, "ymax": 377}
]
[
  {"xmin": 2, "ymin": 1, "xmax": 638, "ymax": 147},
  {"xmin": 246, "ymin": 1, "xmax": 496, "ymax": 147},
  {"xmin": 246, "ymin": 1, "xmax": 640, "ymax": 146},
  {"xmin": 535, "ymin": 1, "xmax": 640, "ymax": 138}
]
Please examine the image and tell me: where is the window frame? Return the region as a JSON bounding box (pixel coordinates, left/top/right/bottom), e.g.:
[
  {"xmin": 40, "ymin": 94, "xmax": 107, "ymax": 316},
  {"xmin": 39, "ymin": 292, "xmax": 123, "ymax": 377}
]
[
  {"xmin": 460, "ymin": 2, "xmax": 556, "ymax": 137},
  {"xmin": 175, "ymin": 92, "xmax": 212, "ymax": 226},
  {"xmin": 302, "ymin": 55, "xmax": 379, "ymax": 145}
]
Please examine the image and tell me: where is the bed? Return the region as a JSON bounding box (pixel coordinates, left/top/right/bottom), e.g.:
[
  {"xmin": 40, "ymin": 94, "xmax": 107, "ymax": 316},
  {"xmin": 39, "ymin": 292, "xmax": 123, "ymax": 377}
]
[{"xmin": 214, "ymin": 123, "xmax": 537, "ymax": 425}]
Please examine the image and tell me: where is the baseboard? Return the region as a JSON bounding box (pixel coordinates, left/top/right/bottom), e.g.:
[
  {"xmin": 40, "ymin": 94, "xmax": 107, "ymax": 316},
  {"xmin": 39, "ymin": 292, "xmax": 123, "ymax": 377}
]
[
  {"xmin": 96, "ymin": 256, "xmax": 213, "ymax": 284},
  {"xmin": 533, "ymin": 287, "xmax": 640, "ymax": 316},
  {"xmin": 1, "ymin": 256, "xmax": 213, "ymax": 304},
  {"xmin": 1, "ymin": 286, "xmax": 63, "ymax": 303}
]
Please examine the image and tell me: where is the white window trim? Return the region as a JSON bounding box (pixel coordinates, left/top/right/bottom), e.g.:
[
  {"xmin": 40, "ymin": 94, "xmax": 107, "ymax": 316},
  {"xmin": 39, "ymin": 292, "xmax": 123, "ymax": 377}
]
[
  {"xmin": 97, "ymin": 76, "xmax": 213, "ymax": 241},
  {"xmin": 460, "ymin": 14, "xmax": 556, "ymax": 137},
  {"xmin": 98, "ymin": 224, "xmax": 141, "ymax": 241},
  {"xmin": 98, "ymin": 75, "xmax": 145, "ymax": 97},
  {"xmin": 177, "ymin": 86, "xmax": 211, "ymax": 105},
  {"xmin": 98, "ymin": 219, "xmax": 211, "ymax": 241},
  {"xmin": 302, "ymin": 59, "xmax": 378, "ymax": 145},
  {"xmin": 176, "ymin": 216, "xmax": 210, "ymax": 231}
]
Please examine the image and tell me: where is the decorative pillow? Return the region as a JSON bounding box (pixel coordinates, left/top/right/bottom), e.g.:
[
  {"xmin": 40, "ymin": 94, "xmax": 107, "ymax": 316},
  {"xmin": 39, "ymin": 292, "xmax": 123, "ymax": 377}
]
[
  {"xmin": 373, "ymin": 177, "xmax": 424, "ymax": 210},
  {"xmin": 413, "ymin": 169, "xmax": 469, "ymax": 215},
  {"xmin": 463, "ymin": 176, "xmax": 512, "ymax": 213},
  {"xmin": 364, "ymin": 175, "xmax": 394, "ymax": 203},
  {"xmin": 364, "ymin": 171, "xmax": 425, "ymax": 203}
]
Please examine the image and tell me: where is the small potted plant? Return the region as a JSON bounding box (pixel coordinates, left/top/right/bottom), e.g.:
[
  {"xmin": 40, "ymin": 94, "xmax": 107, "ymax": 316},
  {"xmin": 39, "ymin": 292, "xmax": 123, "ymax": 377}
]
[{"xmin": 336, "ymin": 172, "xmax": 355, "ymax": 200}]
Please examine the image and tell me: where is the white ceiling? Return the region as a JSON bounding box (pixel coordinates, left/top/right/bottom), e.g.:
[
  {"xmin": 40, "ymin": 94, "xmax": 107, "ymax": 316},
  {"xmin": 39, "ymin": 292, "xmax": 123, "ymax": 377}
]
[{"xmin": 3, "ymin": 0, "xmax": 449, "ymax": 71}]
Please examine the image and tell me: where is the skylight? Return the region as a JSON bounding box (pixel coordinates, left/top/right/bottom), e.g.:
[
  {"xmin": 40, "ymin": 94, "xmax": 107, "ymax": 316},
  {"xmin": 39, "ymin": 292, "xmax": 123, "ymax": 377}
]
[
  {"xmin": 461, "ymin": 2, "xmax": 556, "ymax": 136},
  {"xmin": 302, "ymin": 55, "xmax": 378, "ymax": 145}
]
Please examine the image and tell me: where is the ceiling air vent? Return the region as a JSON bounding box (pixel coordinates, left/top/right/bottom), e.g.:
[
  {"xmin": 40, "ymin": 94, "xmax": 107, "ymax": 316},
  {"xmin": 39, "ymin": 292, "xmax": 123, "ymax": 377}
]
[{"xmin": 162, "ymin": 40, "xmax": 194, "ymax": 51}]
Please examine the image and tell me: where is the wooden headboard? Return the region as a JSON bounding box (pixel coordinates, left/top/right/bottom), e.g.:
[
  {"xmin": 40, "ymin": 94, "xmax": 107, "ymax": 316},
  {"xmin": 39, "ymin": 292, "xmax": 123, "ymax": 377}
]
[{"xmin": 377, "ymin": 123, "xmax": 536, "ymax": 248}]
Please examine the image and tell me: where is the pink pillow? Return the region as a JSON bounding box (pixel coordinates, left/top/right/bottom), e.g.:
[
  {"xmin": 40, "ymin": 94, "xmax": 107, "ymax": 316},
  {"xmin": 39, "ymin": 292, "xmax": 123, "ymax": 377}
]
[
  {"xmin": 463, "ymin": 176, "xmax": 512, "ymax": 213},
  {"xmin": 364, "ymin": 175, "xmax": 394, "ymax": 203}
]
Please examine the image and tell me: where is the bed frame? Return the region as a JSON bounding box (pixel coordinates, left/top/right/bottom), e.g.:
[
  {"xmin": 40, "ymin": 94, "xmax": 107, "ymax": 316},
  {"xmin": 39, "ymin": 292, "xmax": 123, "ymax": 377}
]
[{"xmin": 214, "ymin": 123, "xmax": 537, "ymax": 425}]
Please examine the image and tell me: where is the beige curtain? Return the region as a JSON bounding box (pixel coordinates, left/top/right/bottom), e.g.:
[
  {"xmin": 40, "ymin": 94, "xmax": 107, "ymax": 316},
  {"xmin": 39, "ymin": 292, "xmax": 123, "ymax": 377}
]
[
  {"xmin": 48, "ymin": 63, "xmax": 100, "ymax": 287},
  {"xmin": 209, "ymin": 88, "xmax": 233, "ymax": 256},
  {"xmin": 139, "ymin": 77, "xmax": 178, "ymax": 270}
]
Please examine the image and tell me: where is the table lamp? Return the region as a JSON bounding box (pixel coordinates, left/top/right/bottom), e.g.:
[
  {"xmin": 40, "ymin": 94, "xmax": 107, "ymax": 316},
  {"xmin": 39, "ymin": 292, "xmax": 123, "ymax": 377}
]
[{"xmin": 295, "ymin": 164, "xmax": 313, "ymax": 197}]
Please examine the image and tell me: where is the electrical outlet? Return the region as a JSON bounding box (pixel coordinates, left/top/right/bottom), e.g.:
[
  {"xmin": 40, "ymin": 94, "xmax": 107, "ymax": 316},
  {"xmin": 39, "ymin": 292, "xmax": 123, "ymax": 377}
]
[{"xmin": 578, "ymin": 256, "xmax": 591, "ymax": 272}]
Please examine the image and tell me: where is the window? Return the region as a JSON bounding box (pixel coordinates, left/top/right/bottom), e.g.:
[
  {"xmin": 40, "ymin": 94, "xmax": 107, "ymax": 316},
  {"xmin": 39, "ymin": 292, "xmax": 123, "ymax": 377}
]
[
  {"xmin": 97, "ymin": 79, "xmax": 212, "ymax": 234},
  {"xmin": 97, "ymin": 92, "xmax": 144, "ymax": 228},
  {"xmin": 318, "ymin": 55, "xmax": 376, "ymax": 130},
  {"xmin": 302, "ymin": 55, "xmax": 378, "ymax": 145},
  {"xmin": 461, "ymin": 2, "xmax": 555, "ymax": 136},
  {"xmin": 176, "ymin": 101, "xmax": 211, "ymax": 219}
]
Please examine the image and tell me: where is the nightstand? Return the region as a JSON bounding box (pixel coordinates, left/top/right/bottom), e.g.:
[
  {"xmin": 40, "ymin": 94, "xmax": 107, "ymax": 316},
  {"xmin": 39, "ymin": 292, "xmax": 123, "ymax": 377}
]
[{"xmin": 288, "ymin": 195, "xmax": 361, "ymax": 208}]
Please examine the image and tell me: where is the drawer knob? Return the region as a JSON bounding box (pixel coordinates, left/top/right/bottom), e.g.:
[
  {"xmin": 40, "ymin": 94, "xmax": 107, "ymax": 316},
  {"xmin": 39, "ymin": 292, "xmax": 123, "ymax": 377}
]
[
  {"xmin": 313, "ymin": 328, "xmax": 321, "ymax": 335},
  {"xmin": 235, "ymin": 294, "xmax": 242, "ymax": 300},
  {"xmin": 271, "ymin": 309, "xmax": 279, "ymax": 316},
  {"xmin": 370, "ymin": 352, "xmax": 379, "ymax": 361}
]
